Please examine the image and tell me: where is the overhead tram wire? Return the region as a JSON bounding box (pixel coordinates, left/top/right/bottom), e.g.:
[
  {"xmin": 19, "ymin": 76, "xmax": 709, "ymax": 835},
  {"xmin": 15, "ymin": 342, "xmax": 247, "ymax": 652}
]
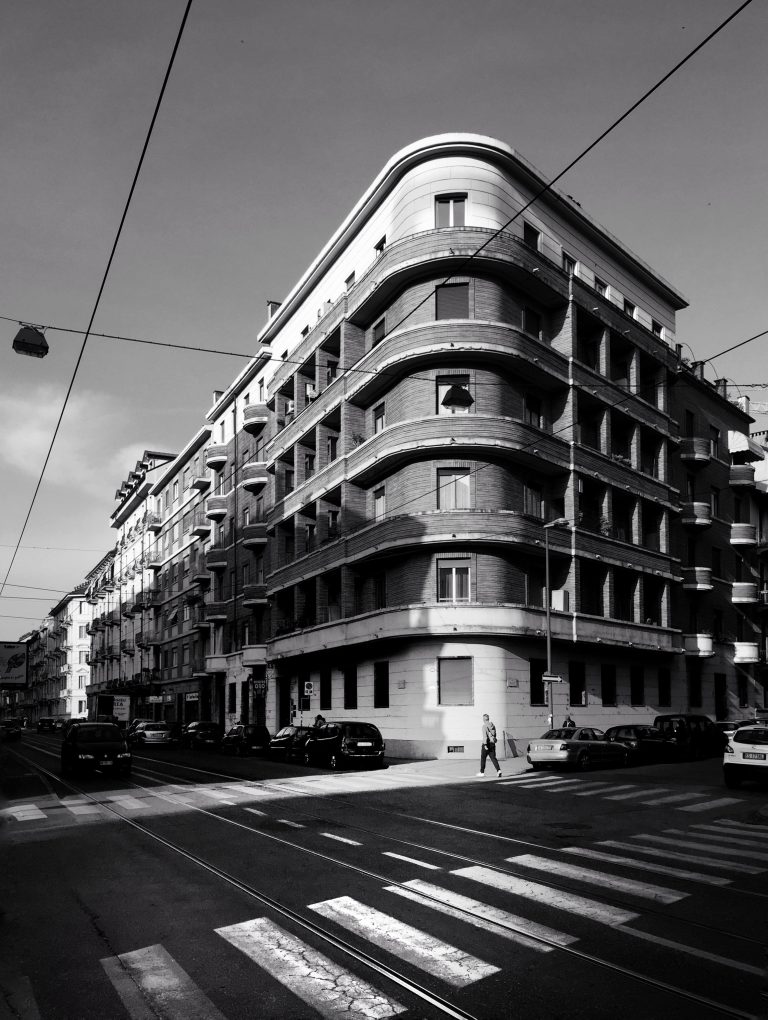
[{"xmin": 0, "ymin": 0, "xmax": 195, "ymax": 605}]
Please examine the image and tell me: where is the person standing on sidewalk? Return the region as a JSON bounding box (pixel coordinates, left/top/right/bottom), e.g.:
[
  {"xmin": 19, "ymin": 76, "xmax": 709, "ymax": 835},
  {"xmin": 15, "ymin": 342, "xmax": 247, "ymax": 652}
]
[{"xmin": 476, "ymin": 713, "xmax": 502, "ymax": 777}]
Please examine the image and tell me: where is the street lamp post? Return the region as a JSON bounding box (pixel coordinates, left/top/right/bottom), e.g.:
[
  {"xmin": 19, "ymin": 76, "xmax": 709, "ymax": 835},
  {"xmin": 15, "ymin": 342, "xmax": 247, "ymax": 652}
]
[{"xmin": 544, "ymin": 518, "xmax": 569, "ymax": 730}]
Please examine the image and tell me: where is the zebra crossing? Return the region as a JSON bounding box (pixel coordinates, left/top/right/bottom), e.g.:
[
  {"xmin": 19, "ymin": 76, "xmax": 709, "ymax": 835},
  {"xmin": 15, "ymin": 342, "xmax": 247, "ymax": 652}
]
[
  {"xmin": 499, "ymin": 770, "xmax": 744, "ymax": 811},
  {"xmin": 7, "ymin": 814, "xmax": 764, "ymax": 1018}
]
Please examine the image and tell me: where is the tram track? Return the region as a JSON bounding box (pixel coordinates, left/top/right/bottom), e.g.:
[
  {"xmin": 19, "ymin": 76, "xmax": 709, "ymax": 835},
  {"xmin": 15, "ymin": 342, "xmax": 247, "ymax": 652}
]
[{"xmin": 7, "ymin": 742, "xmax": 763, "ymax": 1019}]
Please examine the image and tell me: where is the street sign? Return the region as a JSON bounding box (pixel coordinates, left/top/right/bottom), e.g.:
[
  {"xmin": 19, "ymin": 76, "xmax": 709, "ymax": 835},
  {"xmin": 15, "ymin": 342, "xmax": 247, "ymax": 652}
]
[
  {"xmin": 303, "ymin": 681, "xmax": 314, "ymax": 696},
  {"xmin": 542, "ymin": 673, "xmax": 564, "ymax": 683}
]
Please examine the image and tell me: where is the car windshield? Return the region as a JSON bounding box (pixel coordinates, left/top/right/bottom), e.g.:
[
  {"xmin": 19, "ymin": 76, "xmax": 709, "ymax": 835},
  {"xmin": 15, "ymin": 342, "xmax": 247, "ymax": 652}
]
[
  {"xmin": 342, "ymin": 723, "xmax": 381, "ymax": 739},
  {"xmin": 75, "ymin": 725, "xmax": 122, "ymax": 742},
  {"xmin": 143, "ymin": 725, "xmax": 169, "ymax": 732},
  {"xmin": 542, "ymin": 729, "xmax": 576, "ymax": 739},
  {"xmin": 734, "ymin": 727, "xmax": 768, "ymax": 745}
]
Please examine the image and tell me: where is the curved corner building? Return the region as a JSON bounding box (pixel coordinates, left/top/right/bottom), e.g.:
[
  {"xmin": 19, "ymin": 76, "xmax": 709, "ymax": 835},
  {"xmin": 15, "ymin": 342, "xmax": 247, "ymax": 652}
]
[{"xmin": 204, "ymin": 134, "xmax": 768, "ymax": 758}]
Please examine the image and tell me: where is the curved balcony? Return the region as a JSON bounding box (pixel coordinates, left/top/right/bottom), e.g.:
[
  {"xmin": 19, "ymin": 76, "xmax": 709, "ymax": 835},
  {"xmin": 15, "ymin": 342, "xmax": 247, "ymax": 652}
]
[
  {"xmin": 190, "ymin": 473, "xmax": 211, "ymax": 492},
  {"xmin": 242, "ymin": 583, "xmax": 268, "ymax": 607},
  {"xmin": 204, "ymin": 600, "xmax": 228, "ymax": 622},
  {"xmin": 205, "ymin": 494, "xmax": 230, "ymax": 521},
  {"xmin": 105, "ymin": 645, "xmax": 120, "ymax": 660},
  {"xmin": 206, "ymin": 545, "xmax": 228, "ymax": 571},
  {"xmin": 243, "ymin": 403, "xmax": 269, "ymax": 435},
  {"xmin": 192, "ymin": 511, "xmax": 211, "ymax": 536},
  {"xmin": 733, "ymin": 641, "xmax": 759, "ymax": 663},
  {"xmin": 192, "ymin": 566, "xmax": 212, "ymax": 586},
  {"xmin": 732, "ymin": 582, "xmax": 758, "ymax": 604},
  {"xmin": 730, "ymin": 464, "xmax": 755, "ymax": 488},
  {"xmin": 683, "ymin": 633, "xmax": 714, "ymax": 657},
  {"xmin": 242, "ymin": 522, "xmax": 268, "ymax": 548},
  {"xmin": 679, "ymin": 437, "xmax": 711, "ymax": 465},
  {"xmin": 143, "ymin": 588, "xmax": 161, "ymax": 608},
  {"xmin": 730, "ymin": 522, "xmax": 757, "ymax": 546},
  {"xmin": 120, "ymin": 640, "xmax": 135, "ymax": 655},
  {"xmin": 146, "ymin": 549, "xmax": 163, "ymax": 570},
  {"xmin": 205, "ymin": 444, "xmax": 228, "ymax": 468},
  {"xmin": 680, "ymin": 567, "xmax": 712, "ymax": 591},
  {"xmin": 190, "ymin": 606, "xmax": 209, "ymax": 629},
  {"xmin": 680, "ymin": 502, "xmax": 712, "ymax": 528},
  {"xmin": 241, "ymin": 461, "xmax": 268, "ymax": 493}
]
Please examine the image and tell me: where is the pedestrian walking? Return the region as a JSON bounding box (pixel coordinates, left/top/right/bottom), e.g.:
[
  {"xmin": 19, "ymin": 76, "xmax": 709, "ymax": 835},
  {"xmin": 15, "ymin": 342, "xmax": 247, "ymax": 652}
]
[
  {"xmin": 562, "ymin": 713, "xmax": 576, "ymax": 728},
  {"xmin": 314, "ymin": 713, "xmax": 326, "ymax": 728},
  {"xmin": 476, "ymin": 713, "xmax": 502, "ymax": 777}
]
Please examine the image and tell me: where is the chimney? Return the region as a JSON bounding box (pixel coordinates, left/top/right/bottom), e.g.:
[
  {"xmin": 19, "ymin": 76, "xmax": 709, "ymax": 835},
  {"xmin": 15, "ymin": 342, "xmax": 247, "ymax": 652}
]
[
  {"xmin": 715, "ymin": 378, "xmax": 728, "ymax": 398},
  {"xmin": 690, "ymin": 361, "xmax": 705, "ymax": 380},
  {"xmin": 267, "ymin": 300, "xmax": 281, "ymax": 319}
]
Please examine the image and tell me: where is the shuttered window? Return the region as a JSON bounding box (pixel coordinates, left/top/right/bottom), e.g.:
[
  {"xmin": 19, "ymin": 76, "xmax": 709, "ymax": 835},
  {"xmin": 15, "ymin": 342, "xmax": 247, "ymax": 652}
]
[{"xmin": 436, "ymin": 283, "xmax": 469, "ymax": 319}]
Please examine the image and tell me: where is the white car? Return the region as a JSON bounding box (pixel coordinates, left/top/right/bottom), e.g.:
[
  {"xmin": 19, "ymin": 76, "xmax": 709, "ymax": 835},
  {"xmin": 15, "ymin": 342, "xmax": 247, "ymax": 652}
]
[
  {"xmin": 527, "ymin": 727, "xmax": 628, "ymax": 771},
  {"xmin": 723, "ymin": 724, "xmax": 768, "ymax": 788}
]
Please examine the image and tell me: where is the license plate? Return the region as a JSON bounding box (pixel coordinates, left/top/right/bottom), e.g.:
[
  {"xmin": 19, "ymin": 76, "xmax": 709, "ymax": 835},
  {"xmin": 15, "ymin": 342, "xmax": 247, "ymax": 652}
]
[
  {"xmin": 532, "ymin": 744, "xmax": 551, "ymax": 751},
  {"xmin": 102, "ymin": 758, "xmax": 114, "ymax": 765},
  {"xmin": 743, "ymin": 752, "xmax": 766, "ymax": 760},
  {"xmin": 357, "ymin": 741, "xmax": 372, "ymax": 747}
]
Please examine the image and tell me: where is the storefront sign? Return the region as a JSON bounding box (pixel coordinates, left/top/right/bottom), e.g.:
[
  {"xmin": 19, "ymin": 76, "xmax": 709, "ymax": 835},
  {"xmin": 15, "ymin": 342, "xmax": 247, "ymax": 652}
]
[
  {"xmin": 112, "ymin": 695, "xmax": 130, "ymax": 721},
  {"xmin": 185, "ymin": 692, "xmax": 199, "ymax": 702},
  {"xmin": 148, "ymin": 695, "xmax": 163, "ymax": 704}
]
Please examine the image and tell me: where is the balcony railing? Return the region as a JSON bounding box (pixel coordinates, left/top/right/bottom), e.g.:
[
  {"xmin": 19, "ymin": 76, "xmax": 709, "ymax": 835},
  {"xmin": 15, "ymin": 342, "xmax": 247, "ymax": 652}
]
[
  {"xmin": 205, "ymin": 494, "xmax": 230, "ymax": 521},
  {"xmin": 680, "ymin": 502, "xmax": 712, "ymax": 528},
  {"xmin": 681, "ymin": 567, "xmax": 713, "ymax": 590},
  {"xmin": 192, "ymin": 511, "xmax": 211, "ymax": 536},
  {"xmin": 146, "ymin": 513, "xmax": 163, "ymax": 533},
  {"xmin": 205, "ymin": 545, "xmax": 227, "ymax": 571},
  {"xmin": 204, "ymin": 600, "xmax": 228, "ymax": 622},
  {"xmin": 241, "ymin": 461, "xmax": 268, "ymax": 493},
  {"xmin": 683, "ymin": 633, "xmax": 714, "ymax": 657},
  {"xmin": 730, "ymin": 522, "xmax": 757, "ymax": 546},
  {"xmin": 679, "ymin": 437, "xmax": 711, "ymax": 465},
  {"xmin": 243, "ymin": 403, "xmax": 269, "ymax": 434},
  {"xmin": 242, "ymin": 583, "xmax": 267, "ymax": 606},
  {"xmin": 733, "ymin": 641, "xmax": 759, "ymax": 663},
  {"xmin": 732, "ymin": 582, "xmax": 758, "ymax": 604},
  {"xmin": 190, "ymin": 473, "xmax": 211, "ymax": 492},
  {"xmin": 242, "ymin": 522, "xmax": 268, "ymax": 548},
  {"xmin": 729, "ymin": 464, "xmax": 755, "ymax": 488},
  {"xmin": 205, "ymin": 444, "xmax": 228, "ymax": 467}
]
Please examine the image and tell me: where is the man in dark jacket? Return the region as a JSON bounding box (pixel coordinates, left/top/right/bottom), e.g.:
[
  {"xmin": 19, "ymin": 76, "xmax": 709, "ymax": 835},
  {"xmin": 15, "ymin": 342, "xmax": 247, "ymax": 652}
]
[{"xmin": 476, "ymin": 714, "xmax": 502, "ymax": 777}]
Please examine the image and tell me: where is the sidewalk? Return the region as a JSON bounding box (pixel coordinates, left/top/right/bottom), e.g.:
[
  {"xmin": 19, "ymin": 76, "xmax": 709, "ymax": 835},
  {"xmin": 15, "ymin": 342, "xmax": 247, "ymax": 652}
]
[{"xmin": 384, "ymin": 751, "xmax": 531, "ymax": 781}]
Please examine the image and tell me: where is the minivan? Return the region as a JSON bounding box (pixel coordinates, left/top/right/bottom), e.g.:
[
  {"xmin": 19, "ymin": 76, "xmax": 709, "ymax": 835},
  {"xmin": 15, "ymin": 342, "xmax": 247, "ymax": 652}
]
[{"xmin": 652, "ymin": 713, "xmax": 727, "ymax": 759}]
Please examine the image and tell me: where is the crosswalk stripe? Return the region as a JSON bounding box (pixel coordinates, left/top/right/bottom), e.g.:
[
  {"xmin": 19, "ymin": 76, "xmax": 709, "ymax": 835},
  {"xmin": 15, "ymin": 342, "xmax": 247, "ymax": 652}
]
[
  {"xmin": 63, "ymin": 801, "xmax": 102, "ymax": 816},
  {"xmin": 110, "ymin": 796, "xmax": 143, "ymax": 811},
  {"xmin": 216, "ymin": 917, "xmax": 406, "ymax": 1018},
  {"xmin": 505, "ymin": 854, "xmax": 686, "ymax": 904},
  {"xmin": 244, "ymin": 807, "xmax": 267, "ymax": 817},
  {"xmin": 383, "ymin": 852, "xmax": 441, "ymax": 870},
  {"xmin": 561, "ymin": 847, "xmax": 731, "ymax": 886},
  {"xmin": 542, "ymin": 781, "xmax": 591, "ymax": 792},
  {"xmin": 385, "ymin": 879, "xmax": 575, "ymax": 949},
  {"xmin": 604, "ymin": 788, "xmax": 671, "ymax": 801},
  {"xmin": 322, "ymin": 832, "xmax": 363, "ymax": 846},
  {"xmin": 678, "ymin": 797, "xmax": 741, "ymax": 813},
  {"xmin": 621, "ymin": 925, "xmax": 765, "ymax": 977},
  {"xmin": 277, "ymin": 818, "xmax": 304, "ymax": 828},
  {"xmin": 693, "ymin": 822, "xmax": 768, "ymax": 843},
  {"xmin": 502, "ymin": 776, "xmax": 579, "ymax": 787},
  {"xmin": 102, "ymin": 944, "xmax": 228, "ymax": 1020},
  {"xmin": 708, "ymin": 818, "xmax": 768, "ymax": 833},
  {"xmin": 639, "ymin": 792, "xmax": 706, "ymax": 806},
  {"xmin": 5, "ymin": 804, "xmax": 47, "ymax": 821},
  {"xmin": 633, "ymin": 834, "xmax": 768, "ymax": 862},
  {"xmin": 309, "ymin": 896, "xmax": 498, "ymax": 986},
  {"xmin": 451, "ymin": 866, "xmax": 637, "ymax": 926},
  {"xmin": 662, "ymin": 828, "xmax": 764, "ymax": 849},
  {"xmin": 194, "ymin": 789, "xmax": 236, "ymax": 805},
  {"xmin": 598, "ymin": 840, "xmax": 764, "ymax": 874},
  {"xmin": 572, "ymin": 784, "xmax": 637, "ymax": 797}
]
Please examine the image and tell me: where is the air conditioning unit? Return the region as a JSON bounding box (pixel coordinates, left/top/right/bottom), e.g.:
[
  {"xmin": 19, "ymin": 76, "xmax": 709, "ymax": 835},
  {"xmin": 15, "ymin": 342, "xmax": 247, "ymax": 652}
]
[{"xmin": 550, "ymin": 590, "xmax": 569, "ymax": 612}]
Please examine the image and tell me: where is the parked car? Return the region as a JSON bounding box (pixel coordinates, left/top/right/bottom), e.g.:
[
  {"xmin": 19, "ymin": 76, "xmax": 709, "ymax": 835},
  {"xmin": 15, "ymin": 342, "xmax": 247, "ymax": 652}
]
[
  {"xmin": 303, "ymin": 721, "xmax": 386, "ymax": 770},
  {"xmin": 127, "ymin": 718, "xmax": 153, "ymax": 737},
  {"xmin": 527, "ymin": 727, "xmax": 629, "ymax": 771},
  {"xmin": 604, "ymin": 724, "xmax": 679, "ymax": 764},
  {"xmin": 129, "ymin": 722, "xmax": 174, "ymax": 747},
  {"xmin": 0, "ymin": 718, "xmax": 23, "ymax": 742},
  {"xmin": 723, "ymin": 724, "xmax": 768, "ymax": 788},
  {"xmin": 268, "ymin": 725, "xmax": 313, "ymax": 760},
  {"xmin": 60, "ymin": 723, "xmax": 132, "ymax": 777},
  {"xmin": 652, "ymin": 713, "xmax": 727, "ymax": 759},
  {"xmin": 181, "ymin": 721, "xmax": 223, "ymax": 750},
  {"xmin": 36, "ymin": 716, "xmax": 56, "ymax": 733},
  {"xmin": 220, "ymin": 724, "xmax": 271, "ymax": 757},
  {"xmin": 714, "ymin": 720, "xmax": 755, "ymax": 741}
]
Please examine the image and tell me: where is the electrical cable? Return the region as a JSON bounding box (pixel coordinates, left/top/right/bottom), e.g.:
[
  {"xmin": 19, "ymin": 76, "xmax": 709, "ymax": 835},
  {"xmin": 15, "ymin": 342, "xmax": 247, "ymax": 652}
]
[{"xmin": 0, "ymin": 0, "xmax": 194, "ymax": 606}]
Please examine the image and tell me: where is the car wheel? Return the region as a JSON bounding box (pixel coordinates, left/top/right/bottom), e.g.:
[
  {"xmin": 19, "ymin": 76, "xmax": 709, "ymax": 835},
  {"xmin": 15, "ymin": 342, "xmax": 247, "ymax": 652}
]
[
  {"xmin": 723, "ymin": 768, "xmax": 741, "ymax": 789},
  {"xmin": 576, "ymin": 751, "xmax": 591, "ymax": 771}
]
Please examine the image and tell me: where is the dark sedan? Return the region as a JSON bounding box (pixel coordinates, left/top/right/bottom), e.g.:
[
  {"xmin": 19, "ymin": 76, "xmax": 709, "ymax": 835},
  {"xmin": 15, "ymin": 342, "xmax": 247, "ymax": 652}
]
[
  {"xmin": 268, "ymin": 725, "xmax": 312, "ymax": 760},
  {"xmin": 181, "ymin": 721, "xmax": 223, "ymax": 750},
  {"xmin": 303, "ymin": 721, "xmax": 385, "ymax": 770},
  {"xmin": 220, "ymin": 724, "xmax": 271, "ymax": 756},
  {"xmin": 61, "ymin": 723, "xmax": 132, "ymax": 777},
  {"xmin": 37, "ymin": 717, "xmax": 56, "ymax": 733},
  {"xmin": 604, "ymin": 724, "xmax": 679, "ymax": 764},
  {"xmin": 0, "ymin": 718, "xmax": 23, "ymax": 742}
]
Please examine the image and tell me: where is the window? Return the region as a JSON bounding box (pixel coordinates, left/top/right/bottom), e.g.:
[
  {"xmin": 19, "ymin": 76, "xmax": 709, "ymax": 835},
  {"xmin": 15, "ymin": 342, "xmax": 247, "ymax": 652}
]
[
  {"xmin": 601, "ymin": 665, "xmax": 617, "ymax": 706},
  {"xmin": 343, "ymin": 665, "xmax": 357, "ymax": 709},
  {"xmin": 438, "ymin": 561, "xmax": 470, "ymax": 603},
  {"xmin": 172, "ymin": 647, "xmax": 179, "ymax": 667},
  {"xmin": 326, "ymin": 361, "xmax": 338, "ymax": 383},
  {"xmin": 374, "ymin": 236, "xmax": 386, "ymax": 257},
  {"xmin": 285, "ymin": 469, "xmax": 294, "ymax": 494},
  {"xmin": 372, "ymin": 318, "xmax": 385, "ymax": 345},
  {"xmin": 173, "ymin": 480, "xmax": 179, "ymax": 502},
  {"xmin": 437, "ymin": 375, "xmax": 472, "ymax": 415},
  {"xmin": 373, "ymin": 661, "xmax": 390, "ymax": 709},
  {"xmin": 373, "ymin": 403, "xmax": 386, "ymax": 433},
  {"xmin": 304, "ymin": 453, "xmax": 315, "ymax": 478},
  {"xmin": 182, "ymin": 643, "xmax": 190, "ymax": 664},
  {"xmin": 320, "ymin": 668, "xmax": 332, "ymax": 710},
  {"xmin": 373, "ymin": 572, "xmax": 387, "ymax": 609},
  {"xmin": 255, "ymin": 496, "xmax": 264, "ymax": 520},
  {"xmin": 373, "ymin": 487, "xmax": 386, "ymax": 521},
  {"xmin": 345, "ymin": 272, "xmax": 356, "ymax": 290},
  {"xmin": 657, "ymin": 668, "xmax": 671, "ymax": 707},
  {"xmin": 228, "ymin": 683, "xmax": 237, "ymax": 713},
  {"xmin": 568, "ymin": 660, "xmax": 587, "ymax": 706},
  {"xmin": 435, "ymin": 194, "xmax": 466, "ymax": 227},
  {"xmin": 79, "ymin": 650, "xmax": 87, "ymax": 664},
  {"xmin": 328, "ymin": 510, "xmax": 339, "ymax": 538},
  {"xmin": 523, "ymin": 482, "xmax": 542, "ymax": 518},
  {"xmin": 523, "ymin": 222, "xmax": 540, "ymax": 250},
  {"xmin": 710, "ymin": 487, "xmax": 720, "ymax": 517},
  {"xmin": 243, "ymin": 506, "xmax": 250, "ymax": 527},
  {"xmin": 529, "ymin": 658, "xmax": 547, "ymax": 706},
  {"xmin": 623, "ymin": 299, "xmax": 636, "ymax": 319},
  {"xmin": 258, "ymin": 380, "xmax": 264, "ymax": 402},
  {"xmin": 438, "ymin": 657, "xmax": 473, "ymax": 705},
  {"xmin": 630, "ymin": 666, "xmax": 645, "ymax": 705},
  {"xmin": 688, "ymin": 665, "xmax": 702, "ymax": 708},
  {"xmin": 523, "ymin": 307, "xmax": 542, "ymax": 337},
  {"xmin": 525, "ymin": 392, "xmax": 543, "ymax": 429},
  {"xmin": 436, "ymin": 283, "xmax": 469, "ymax": 320},
  {"xmin": 562, "ymin": 252, "xmax": 576, "ymax": 276},
  {"xmin": 737, "ymin": 673, "xmax": 748, "ymax": 708},
  {"xmin": 594, "ymin": 276, "xmax": 607, "ymax": 296},
  {"xmin": 255, "ymin": 555, "xmax": 264, "ymax": 584},
  {"xmin": 327, "ymin": 436, "xmax": 338, "ymax": 462},
  {"xmin": 242, "ymin": 561, "xmax": 250, "ymax": 585},
  {"xmin": 651, "ymin": 319, "xmax": 663, "ymax": 338},
  {"xmin": 709, "ymin": 426, "xmax": 720, "ymax": 458},
  {"xmin": 437, "ymin": 469, "xmax": 470, "ymax": 510},
  {"xmin": 79, "ymin": 625, "xmax": 87, "ymax": 639}
]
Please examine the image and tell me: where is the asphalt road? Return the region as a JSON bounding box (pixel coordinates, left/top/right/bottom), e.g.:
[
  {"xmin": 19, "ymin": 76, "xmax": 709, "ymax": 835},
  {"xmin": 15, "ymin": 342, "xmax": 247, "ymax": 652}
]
[{"xmin": 1, "ymin": 735, "xmax": 766, "ymax": 1020}]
